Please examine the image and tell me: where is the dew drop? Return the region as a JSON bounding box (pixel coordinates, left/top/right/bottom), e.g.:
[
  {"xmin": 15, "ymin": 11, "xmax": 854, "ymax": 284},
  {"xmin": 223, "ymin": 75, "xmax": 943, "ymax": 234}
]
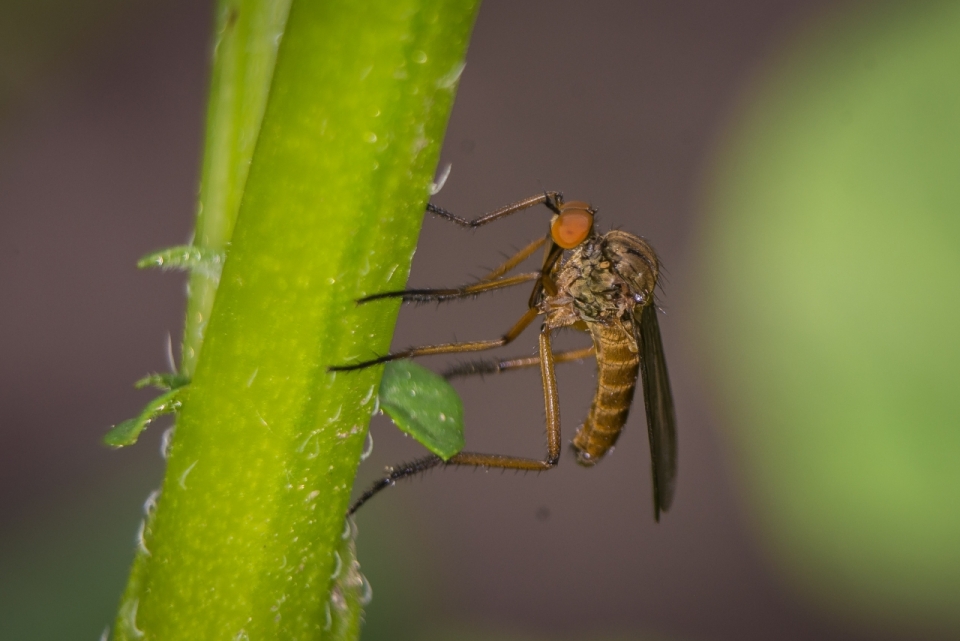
[
  {"xmin": 429, "ymin": 162, "xmax": 452, "ymax": 195},
  {"xmin": 164, "ymin": 332, "xmax": 177, "ymax": 372},
  {"xmin": 136, "ymin": 519, "xmax": 150, "ymax": 556},
  {"xmin": 142, "ymin": 489, "xmax": 161, "ymax": 518},
  {"xmin": 160, "ymin": 426, "xmax": 175, "ymax": 459},
  {"xmin": 327, "ymin": 405, "xmax": 343, "ymax": 424},
  {"xmin": 179, "ymin": 460, "xmax": 198, "ymax": 489},
  {"xmin": 121, "ymin": 598, "xmax": 143, "ymax": 639},
  {"xmin": 331, "ymin": 550, "xmax": 343, "ymax": 579},
  {"xmin": 360, "ymin": 386, "xmax": 375, "ymax": 405},
  {"xmin": 360, "ymin": 431, "xmax": 374, "ymax": 461},
  {"xmin": 438, "ymin": 61, "xmax": 466, "ymax": 89},
  {"xmin": 359, "ymin": 573, "xmax": 373, "ymax": 605},
  {"xmin": 298, "ymin": 431, "xmax": 321, "ymax": 459}
]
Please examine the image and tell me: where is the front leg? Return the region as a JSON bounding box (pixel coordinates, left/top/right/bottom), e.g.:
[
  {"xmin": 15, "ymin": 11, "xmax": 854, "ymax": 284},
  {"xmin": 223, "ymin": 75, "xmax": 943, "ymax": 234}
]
[
  {"xmin": 360, "ymin": 235, "xmax": 548, "ymax": 305},
  {"xmin": 359, "ymin": 272, "xmax": 538, "ymax": 304},
  {"xmin": 426, "ymin": 191, "xmax": 563, "ymax": 228}
]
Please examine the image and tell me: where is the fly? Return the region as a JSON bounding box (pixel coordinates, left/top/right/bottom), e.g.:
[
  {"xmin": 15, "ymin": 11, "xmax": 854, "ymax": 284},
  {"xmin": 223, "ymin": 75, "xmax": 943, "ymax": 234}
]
[{"xmin": 331, "ymin": 192, "xmax": 678, "ymax": 521}]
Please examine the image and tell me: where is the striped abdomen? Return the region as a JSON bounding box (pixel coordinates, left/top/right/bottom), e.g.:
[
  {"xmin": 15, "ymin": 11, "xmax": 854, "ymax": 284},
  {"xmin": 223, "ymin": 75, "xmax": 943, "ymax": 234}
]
[{"xmin": 572, "ymin": 323, "xmax": 640, "ymax": 466}]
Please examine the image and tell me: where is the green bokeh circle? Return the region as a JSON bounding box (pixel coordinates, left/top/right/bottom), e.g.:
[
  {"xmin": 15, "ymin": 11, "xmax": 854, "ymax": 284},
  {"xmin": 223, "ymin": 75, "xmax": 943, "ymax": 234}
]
[{"xmin": 699, "ymin": 2, "xmax": 960, "ymax": 631}]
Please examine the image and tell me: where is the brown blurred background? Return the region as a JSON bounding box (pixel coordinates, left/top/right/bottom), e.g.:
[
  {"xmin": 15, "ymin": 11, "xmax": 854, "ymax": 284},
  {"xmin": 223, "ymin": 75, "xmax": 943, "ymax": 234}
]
[{"xmin": 2, "ymin": 1, "xmax": 956, "ymax": 640}]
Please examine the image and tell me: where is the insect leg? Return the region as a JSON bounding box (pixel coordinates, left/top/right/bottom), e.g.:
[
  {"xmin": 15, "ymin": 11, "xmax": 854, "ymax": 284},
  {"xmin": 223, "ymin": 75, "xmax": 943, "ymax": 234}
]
[
  {"xmin": 529, "ymin": 242, "xmax": 564, "ymax": 307},
  {"xmin": 443, "ymin": 345, "xmax": 595, "ymax": 380},
  {"xmin": 359, "ymin": 272, "xmax": 539, "ymax": 304},
  {"xmin": 348, "ymin": 454, "xmax": 445, "ymax": 515},
  {"xmin": 359, "ymin": 235, "xmax": 548, "ymax": 305},
  {"xmin": 330, "ymin": 307, "xmax": 539, "ymax": 372},
  {"xmin": 427, "ymin": 192, "xmax": 563, "ymax": 228},
  {"xmin": 348, "ymin": 330, "xmax": 562, "ymax": 514},
  {"xmin": 478, "ymin": 236, "xmax": 547, "ymax": 282}
]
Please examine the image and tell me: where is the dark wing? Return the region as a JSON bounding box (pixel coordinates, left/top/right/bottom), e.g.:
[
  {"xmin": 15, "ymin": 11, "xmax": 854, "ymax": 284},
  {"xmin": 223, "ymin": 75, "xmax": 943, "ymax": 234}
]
[{"xmin": 638, "ymin": 302, "xmax": 678, "ymax": 522}]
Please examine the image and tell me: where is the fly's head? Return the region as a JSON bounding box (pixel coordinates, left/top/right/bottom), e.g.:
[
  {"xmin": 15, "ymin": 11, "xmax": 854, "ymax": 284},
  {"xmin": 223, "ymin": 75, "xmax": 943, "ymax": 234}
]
[
  {"xmin": 549, "ymin": 201, "xmax": 596, "ymax": 250},
  {"xmin": 538, "ymin": 200, "xmax": 599, "ymax": 328}
]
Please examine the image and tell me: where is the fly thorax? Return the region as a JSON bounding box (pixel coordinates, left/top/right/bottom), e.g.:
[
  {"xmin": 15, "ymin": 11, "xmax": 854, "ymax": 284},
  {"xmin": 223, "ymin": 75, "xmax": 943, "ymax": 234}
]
[{"xmin": 550, "ymin": 237, "xmax": 643, "ymax": 326}]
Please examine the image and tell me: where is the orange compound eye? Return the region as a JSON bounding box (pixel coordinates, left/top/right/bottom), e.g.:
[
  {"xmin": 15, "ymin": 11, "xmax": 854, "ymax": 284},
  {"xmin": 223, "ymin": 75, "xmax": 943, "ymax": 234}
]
[{"xmin": 551, "ymin": 206, "xmax": 594, "ymax": 249}]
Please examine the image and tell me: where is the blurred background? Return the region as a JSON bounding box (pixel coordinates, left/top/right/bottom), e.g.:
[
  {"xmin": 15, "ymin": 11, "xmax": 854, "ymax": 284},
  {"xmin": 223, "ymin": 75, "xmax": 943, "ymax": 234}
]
[{"xmin": 2, "ymin": 0, "xmax": 958, "ymax": 639}]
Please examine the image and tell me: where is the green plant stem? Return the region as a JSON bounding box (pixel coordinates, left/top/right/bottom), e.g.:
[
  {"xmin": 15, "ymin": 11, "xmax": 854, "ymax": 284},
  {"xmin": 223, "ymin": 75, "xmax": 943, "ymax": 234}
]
[
  {"xmin": 181, "ymin": 0, "xmax": 292, "ymax": 377},
  {"xmin": 112, "ymin": 1, "xmax": 479, "ymax": 638}
]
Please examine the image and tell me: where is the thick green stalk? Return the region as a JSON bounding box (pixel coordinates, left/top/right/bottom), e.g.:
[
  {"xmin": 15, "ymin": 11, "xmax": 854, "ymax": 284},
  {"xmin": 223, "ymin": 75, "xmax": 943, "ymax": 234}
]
[
  {"xmin": 181, "ymin": 0, "xmax": 291, "ymax": 377},
  {"xmin": 112, "ymin": 1, "xmax": 480, "ymax": 638}
]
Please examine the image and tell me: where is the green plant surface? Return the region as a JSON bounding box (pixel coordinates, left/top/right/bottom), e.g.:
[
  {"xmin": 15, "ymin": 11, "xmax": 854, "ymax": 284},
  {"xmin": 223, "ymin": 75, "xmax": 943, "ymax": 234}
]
[
  {"xmin": 697, "ymin": 2, "xmax": 960, "ymax": 633},
  {"xmin": 111, "ymin": 0, "xmax": 480, "ymax": 639},
  {"xmin": 180, "ymin": 0, "xmax": 292, "ymax": 378},
  {"xmin": 379, "ymin": 360, "xmax": 465, "ymax": 460}
]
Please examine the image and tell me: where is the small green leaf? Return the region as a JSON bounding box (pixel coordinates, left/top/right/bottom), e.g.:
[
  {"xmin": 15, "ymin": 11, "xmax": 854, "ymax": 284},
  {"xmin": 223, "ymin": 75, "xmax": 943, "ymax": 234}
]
[
  {"xmin": 137, "ymin": 245, "xmax": 225, "ymax": 279},
  {"xmin": 134, "ymin": 372, "xmax": 191, "ymax": 391},
  {"xmin": 104, "ymin": 388, "xmax": 184, "ymax": 447},
  {"xmin": 379, "ymin": 360, "xmax": 464, "ymax": 460}
]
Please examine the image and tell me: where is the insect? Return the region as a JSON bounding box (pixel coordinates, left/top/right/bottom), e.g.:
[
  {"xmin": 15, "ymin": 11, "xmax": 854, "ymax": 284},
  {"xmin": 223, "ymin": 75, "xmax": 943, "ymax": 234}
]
[{"xmin": 332, "ymin": 192, "xmax": 677, "ymax": 520}]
